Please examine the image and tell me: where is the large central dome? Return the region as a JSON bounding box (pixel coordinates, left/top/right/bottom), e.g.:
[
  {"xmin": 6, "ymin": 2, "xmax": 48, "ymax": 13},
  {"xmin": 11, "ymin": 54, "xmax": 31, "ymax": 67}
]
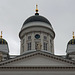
[
  {"xmin": 19, "ymin": 5, "xmax": 55, "ymax": 55},
  {"xmin": 23, "ymin": 13, "xmax": 52, "ymax": 27}
]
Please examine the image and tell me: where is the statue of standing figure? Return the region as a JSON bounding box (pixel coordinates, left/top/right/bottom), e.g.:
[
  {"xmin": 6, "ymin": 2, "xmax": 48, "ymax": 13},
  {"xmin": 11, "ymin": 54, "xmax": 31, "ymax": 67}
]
[{"xmin": 37, "ymin": 42, "xmax": 42, "ymax": 50}]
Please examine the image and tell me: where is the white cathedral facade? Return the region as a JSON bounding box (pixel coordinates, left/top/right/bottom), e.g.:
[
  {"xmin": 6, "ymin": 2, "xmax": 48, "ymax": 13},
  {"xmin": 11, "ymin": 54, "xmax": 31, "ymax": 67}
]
[{"xmin": 0, "ymin": 5, "xmax": 75, "ymax": 75}]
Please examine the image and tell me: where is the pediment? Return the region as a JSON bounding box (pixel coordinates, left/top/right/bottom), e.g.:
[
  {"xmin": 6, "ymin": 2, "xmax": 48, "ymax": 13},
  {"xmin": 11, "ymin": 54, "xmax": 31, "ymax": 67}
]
[{"xmin": 0, "ymin": 51, "xmax": 75, "ymax": 67}]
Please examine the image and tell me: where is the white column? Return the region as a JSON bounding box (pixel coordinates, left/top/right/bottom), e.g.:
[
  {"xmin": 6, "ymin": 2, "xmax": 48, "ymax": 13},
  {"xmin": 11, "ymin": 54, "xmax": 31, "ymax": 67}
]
[
  {"xmin": 32, "ymin": 32, "xmax": 35, "ymax": 50},
  {"xmin": 41, "ymin": 32, "xmax": 43, "ymax": 50},
  {"xmin": 48, "ymin": 34, "xmax": 50, "ymax": 52},
  {"xmin": 52, "ymin": 40, "xmax": 54, "ymax": 54},
  {"xmin": 20, "ymin": 40, "xmax": 22, "ymax": 54},
  {"xmin": 24, "ymin": 35, "xmax": 27, "ymax": 52}
]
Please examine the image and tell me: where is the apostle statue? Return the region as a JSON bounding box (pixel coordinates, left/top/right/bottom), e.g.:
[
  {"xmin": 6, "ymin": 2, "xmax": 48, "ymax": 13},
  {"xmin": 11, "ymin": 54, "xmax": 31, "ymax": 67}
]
[{"xmin": 37, "ymin": 42, "xmax": 42, "ymax": 50}]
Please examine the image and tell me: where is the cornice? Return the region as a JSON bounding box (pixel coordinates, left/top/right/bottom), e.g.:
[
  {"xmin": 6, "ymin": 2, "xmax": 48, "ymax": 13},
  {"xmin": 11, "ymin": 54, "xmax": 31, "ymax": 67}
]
[
  {"xmin": 0, "ymin": 50, "xmax": 75, "ymax": 66},
  {"xmin": 0, "ymin": 66, "xmax": 75, "ymax": 71}
]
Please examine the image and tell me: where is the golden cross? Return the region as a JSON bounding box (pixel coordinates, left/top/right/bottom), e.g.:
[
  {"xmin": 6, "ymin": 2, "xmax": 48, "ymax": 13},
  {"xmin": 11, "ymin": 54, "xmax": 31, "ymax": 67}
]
[{"xmin": 73, "ymin": 32, "xmax": 74, "ymax": 39}]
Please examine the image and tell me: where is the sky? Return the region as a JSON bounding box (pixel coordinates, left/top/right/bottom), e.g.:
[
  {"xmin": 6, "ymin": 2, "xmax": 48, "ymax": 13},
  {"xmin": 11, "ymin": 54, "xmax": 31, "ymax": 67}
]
[{"xmin": 0, "ymin": 0, "xmax": 75, "ymax": 55}]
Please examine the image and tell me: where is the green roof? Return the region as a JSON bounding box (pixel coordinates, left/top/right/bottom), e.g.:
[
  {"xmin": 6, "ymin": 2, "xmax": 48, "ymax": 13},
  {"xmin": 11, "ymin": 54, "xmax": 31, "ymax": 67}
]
[
  {"xmin": 68, "ymin": 39, "xmax": 75, "ymax": 45},
  {"xmin": 0, "ymin": 38, "xmax": 7, "ymax": 44}
]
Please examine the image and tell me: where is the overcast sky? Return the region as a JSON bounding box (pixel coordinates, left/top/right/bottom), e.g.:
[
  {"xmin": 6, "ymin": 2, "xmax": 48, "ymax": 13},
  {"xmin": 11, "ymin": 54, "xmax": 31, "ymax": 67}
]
[{"xmin": 0, "ymin": 0, "xmax": 75, "ymax": 55}]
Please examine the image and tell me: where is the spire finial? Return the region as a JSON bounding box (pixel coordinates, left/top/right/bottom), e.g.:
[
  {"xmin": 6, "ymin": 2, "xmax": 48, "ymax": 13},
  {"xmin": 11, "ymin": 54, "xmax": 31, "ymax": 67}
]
[
  {"xmin": 35, "ymin": 4, "xmax": 38, "ymax": 13},
  {"xmin": 73, "ymin": 31, "xmax": 75, "ymax": 39},
  {"xmin": 1, "ymin": 31, "xmax": 2, "ymax": 38},
  {"xmin": 0, "ymin": 31, "xmax": 2, "ymax": 38}
]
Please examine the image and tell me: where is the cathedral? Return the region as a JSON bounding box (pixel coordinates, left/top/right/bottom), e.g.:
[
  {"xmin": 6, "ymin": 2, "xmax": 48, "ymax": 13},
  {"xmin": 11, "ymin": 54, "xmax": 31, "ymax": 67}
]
[{"xmin": 0, "ymin": 5, "xmax": 75, "ymax": 75}]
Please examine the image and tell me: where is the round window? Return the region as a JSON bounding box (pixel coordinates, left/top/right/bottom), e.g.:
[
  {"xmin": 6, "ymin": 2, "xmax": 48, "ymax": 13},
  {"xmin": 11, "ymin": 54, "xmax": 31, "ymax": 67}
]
[{"xmin": 35, "ymin": 34, "xmax": 40, "ymax": 39}]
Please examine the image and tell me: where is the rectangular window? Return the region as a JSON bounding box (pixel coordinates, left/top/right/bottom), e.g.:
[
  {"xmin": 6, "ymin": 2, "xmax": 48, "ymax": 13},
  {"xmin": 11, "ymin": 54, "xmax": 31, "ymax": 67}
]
[
  {"xmin": 46, "ymin": 43, "xmax": 47, "ymax": 50},
  {"xmin": 44, "ymin": 42, "xmax": 45, "ymax": 50},
  {"xmin": 44, "ymin": 36, "xmax": 47, "ymax": 40},
  {"xmin": 43, "ymin": 42, "xmax": 47, "ymax": 50},
  {"xmin": 28, "ymin": 42, "xmax": 31, "ymax": 50},
  {"xmin": 28, "ymin": 36, "xmax": 31, "ymax": 40}
]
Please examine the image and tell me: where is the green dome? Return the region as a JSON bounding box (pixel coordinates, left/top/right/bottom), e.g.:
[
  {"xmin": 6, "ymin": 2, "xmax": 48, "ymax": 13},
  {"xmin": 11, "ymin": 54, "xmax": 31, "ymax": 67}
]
[
  {"xmin": 23, "ymin": 13, "xmax": 52, "ymax": 27},
  {"xmin": 68, "ymin": 39, "xmax": 75, "ymax": 45},
  {"xmin": 0, "ymin": 38, "xmax": 7, "ymax": 44}
]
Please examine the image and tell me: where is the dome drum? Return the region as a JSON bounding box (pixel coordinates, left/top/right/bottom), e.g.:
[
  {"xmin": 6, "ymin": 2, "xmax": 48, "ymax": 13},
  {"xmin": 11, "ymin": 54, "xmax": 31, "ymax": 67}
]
[{"xmin": 19, "ymin": 26, "xmax": 55, "ymax": 39}]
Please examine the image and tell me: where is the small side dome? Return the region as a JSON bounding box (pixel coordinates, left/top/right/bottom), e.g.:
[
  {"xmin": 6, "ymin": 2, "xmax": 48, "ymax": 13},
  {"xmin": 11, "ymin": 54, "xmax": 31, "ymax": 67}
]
[
  {"xmin": 0, "ymin": 31, "xmax": 8, "ymax": 44},
  {"xmin": 0, "ymin": 38, "xmax": 8, "ymax": 44},
  {"xmin": 68, "ymin": 32, "xmax": 75, "ymax": 45},
  {"xmin": 66, "ymin": 32, "xmax": 75, "ymax": 60},
  {"xmin": 66, "ymin": 32, "xmax": 75, "ymax": 54},
  {"xmin": 0, "ymin": 31, "xmax": 9, "ymax": 61}
]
